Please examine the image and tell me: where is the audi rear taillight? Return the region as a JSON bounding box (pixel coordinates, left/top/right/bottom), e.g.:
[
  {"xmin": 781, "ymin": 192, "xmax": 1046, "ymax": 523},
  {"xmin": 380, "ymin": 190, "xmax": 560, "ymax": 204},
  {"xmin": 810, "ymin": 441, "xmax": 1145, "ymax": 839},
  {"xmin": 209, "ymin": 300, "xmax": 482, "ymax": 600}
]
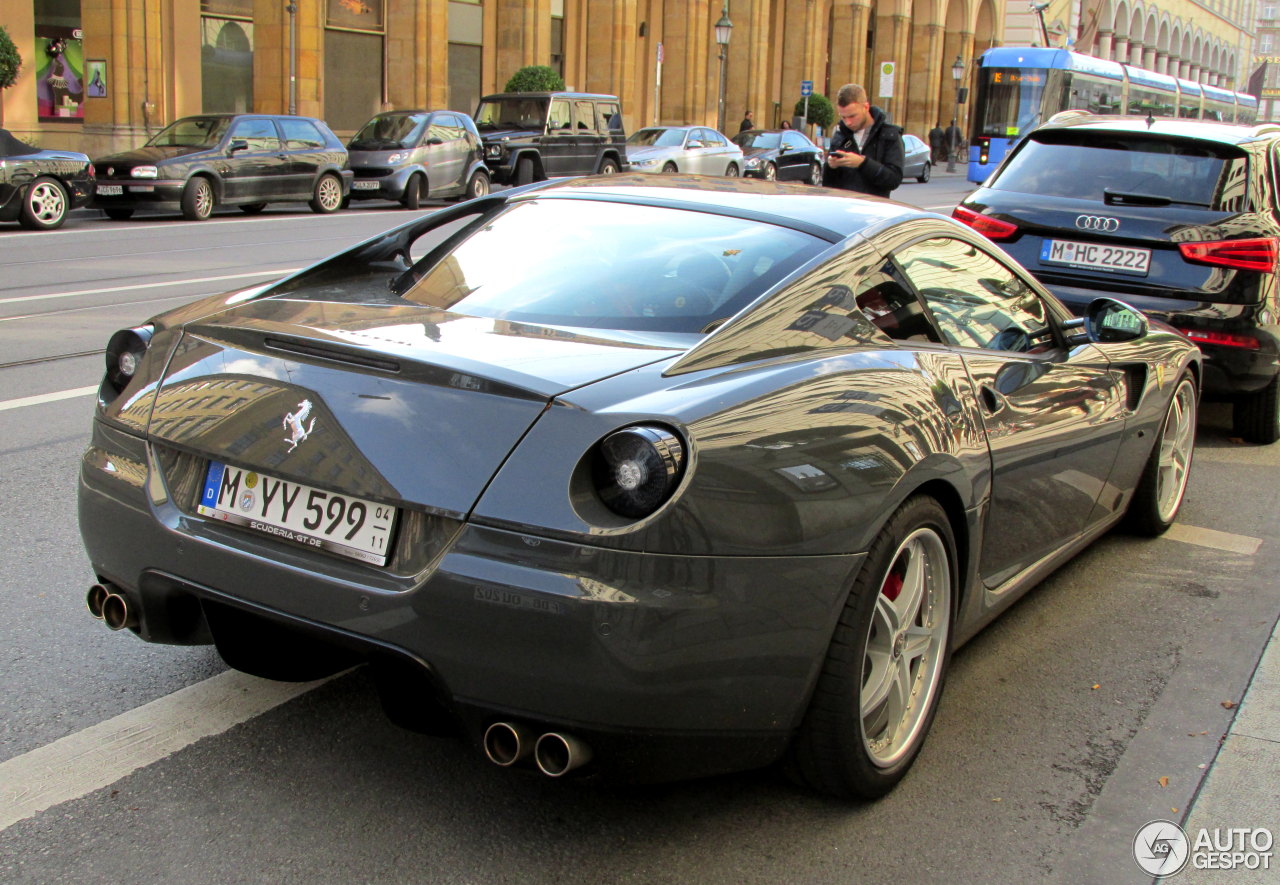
[
  {"xmin": 1178, "ymin": 237, "xmax": 1279, "ymax": 272},
  {"xmin": 1180, "ymin": 328, "xmax": 1261, "ymax": 350},
  {"xmin": 952, "ymin": 205, "xmax": 1018, "ymax": 241}
]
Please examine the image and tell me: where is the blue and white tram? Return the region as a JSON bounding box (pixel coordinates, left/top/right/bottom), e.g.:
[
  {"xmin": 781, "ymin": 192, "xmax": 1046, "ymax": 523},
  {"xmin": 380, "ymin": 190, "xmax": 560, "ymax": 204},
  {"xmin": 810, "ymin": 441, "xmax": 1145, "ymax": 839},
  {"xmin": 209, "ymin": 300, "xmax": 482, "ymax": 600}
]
[{"xmin": 967, "ymin": 47, "xmax": 1259, "ymax": 182}]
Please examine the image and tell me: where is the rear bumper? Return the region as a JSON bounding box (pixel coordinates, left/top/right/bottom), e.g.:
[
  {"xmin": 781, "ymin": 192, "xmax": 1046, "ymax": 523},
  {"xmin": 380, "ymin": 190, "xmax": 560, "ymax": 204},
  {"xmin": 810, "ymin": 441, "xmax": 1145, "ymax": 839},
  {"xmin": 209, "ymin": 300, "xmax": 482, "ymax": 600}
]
[{"xmin": 78, "ymin": 419, "xmax": 861, "ymax": 779}]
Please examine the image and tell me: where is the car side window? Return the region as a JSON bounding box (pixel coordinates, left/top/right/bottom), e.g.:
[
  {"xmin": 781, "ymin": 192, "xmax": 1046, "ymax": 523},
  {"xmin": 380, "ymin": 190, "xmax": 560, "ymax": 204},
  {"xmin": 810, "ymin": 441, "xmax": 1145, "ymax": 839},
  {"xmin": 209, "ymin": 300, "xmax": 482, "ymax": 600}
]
[
  {"xmin": 783, "ymin": 132, "xmax": 807, "ymax": 151},
  {"xmin": 278, "ymin": 119, "xmax": 325, "ymax": 150},
  {"xmin": 855, "ymin": 265, "xmax": 941, "ymax": 343},
  {"xmin": 548, "ymin": 100, "xmax": 572, "ymax": 131},
  {"xmin": 574, "ymin": 101, "xmax": 594, "ymax": 131},
  {"xmin": 230, "ymin": 119, "xmax": 280, "ymax": 152},
  {"xmin": 895, "ymin": 237, "xmax": 1055, "ymax": 353},
  {"xmin": 597, "ymin": 103, "xmax": 623, "ymax": 133}
]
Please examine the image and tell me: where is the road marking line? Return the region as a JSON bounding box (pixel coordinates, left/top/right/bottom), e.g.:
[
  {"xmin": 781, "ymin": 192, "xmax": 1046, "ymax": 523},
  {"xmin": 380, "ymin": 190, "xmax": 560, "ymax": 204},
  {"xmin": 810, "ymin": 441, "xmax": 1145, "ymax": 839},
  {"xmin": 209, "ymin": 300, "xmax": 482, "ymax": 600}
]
[
  {"xmin": 0, "ymin": 671, "xmax": 326, "ymax": 833},
  {"xmin": 0, "ymin": 269, "xmax": 301, "ymax": 306},
  {"xmin": 0, "ymin": 291, "xmax": 214, "ymax": 324},
  {"xmin": 0, "ymin": 386, "xmax": 99, "ymax": 412},
  {"xmin": 1165, "ymin": 523, "xmax": 1262, "ymax": 555}
]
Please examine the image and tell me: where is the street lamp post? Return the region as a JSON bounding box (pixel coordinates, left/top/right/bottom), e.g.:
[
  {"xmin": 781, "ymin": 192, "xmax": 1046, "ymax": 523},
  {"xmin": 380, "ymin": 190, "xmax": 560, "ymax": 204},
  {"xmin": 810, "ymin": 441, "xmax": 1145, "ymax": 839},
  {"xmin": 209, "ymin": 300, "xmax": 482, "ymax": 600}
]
[
  {"xmin": 714, "ymin": 5, "xmax": 733, "ymax": 133},
  {"xmin": 947, "ymin": 55, "xmax": 964, "ymax": 173}
]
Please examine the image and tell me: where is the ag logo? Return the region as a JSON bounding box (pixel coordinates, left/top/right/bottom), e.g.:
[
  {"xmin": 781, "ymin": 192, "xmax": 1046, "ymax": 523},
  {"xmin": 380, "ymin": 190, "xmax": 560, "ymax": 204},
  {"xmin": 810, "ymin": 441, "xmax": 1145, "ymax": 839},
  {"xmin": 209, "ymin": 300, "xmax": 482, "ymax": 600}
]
[{"xmin": 1134, "ymin": 820, "xmax": 1190, "ymax": 877}]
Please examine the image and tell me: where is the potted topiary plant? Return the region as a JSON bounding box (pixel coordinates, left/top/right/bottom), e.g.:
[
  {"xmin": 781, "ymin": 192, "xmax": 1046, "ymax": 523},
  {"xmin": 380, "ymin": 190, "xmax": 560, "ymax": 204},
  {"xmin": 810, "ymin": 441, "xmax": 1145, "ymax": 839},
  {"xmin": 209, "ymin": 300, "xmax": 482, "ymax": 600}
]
[
  {"xmin": 504, "ymin": 65, "xmax": 565, "ymax": 93},
  {"xmin": 0, "ymin": 25, "xmax": 22, "ymax": 125},
  {"xmin": 794, "ymin": 93, "xmax": 834, "ymax": 133}
]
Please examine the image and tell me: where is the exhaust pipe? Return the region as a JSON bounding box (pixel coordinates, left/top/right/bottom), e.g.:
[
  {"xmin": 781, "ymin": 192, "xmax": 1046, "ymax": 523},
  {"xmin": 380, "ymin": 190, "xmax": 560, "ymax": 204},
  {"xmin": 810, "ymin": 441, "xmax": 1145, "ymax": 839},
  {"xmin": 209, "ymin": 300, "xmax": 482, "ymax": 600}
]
[
  {"xmin": 86, "ymin": 583, "xmax": 112, "ymax": 619},
  {"xmin": 533, "ymin": 731, "xmax": 592, "ymax": 778},
  {"xmin": 101, "ymin": 591, "xmax": 137, "ymax": 632},
  {"xmin": 483, "ymin": 721, "xmax": 535, "ymax": 767}
]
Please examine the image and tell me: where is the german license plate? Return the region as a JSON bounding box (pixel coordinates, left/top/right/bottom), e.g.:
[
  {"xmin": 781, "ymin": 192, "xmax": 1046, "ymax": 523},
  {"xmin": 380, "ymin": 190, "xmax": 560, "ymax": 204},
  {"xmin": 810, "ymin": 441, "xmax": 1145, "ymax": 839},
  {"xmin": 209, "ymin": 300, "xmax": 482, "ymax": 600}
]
[
  {"xmin": 352, "ymin": 180, "xmax": 380, "ymax": 190},
  {"xmin": 97, "ymin": 184, "xmax": 123, "ymax": 196},
  {"xmin": 197, "ymin": 461, "xmax": 397, "ymax": 565},
  {"xmin": 1040, "ymin": 239, "xmax": 1151, "ymax": 275}
]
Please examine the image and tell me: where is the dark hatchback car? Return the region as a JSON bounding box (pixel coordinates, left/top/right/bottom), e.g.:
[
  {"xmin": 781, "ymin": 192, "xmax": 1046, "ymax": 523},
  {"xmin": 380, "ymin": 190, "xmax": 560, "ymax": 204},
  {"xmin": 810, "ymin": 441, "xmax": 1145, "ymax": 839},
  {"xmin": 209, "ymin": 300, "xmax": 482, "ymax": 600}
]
[
  {"xmin": 732, "ymin": 128, "xmax": 824, "ymax": 183},
  {"xmin": 955, "ymin": 115, "xmax": 1280, "ymax": 442},
  {"xmin": 0, "ymin": 128, "xmax": 94, "ymax": 230},
  {"xmin": 347, "ymin": 109, "xmax": 489, "ymax": 209},
  {"xmin": 93, "ymin": 114, "xmax": 351, "ymax": 221},
  {"xmin": 474, "ymin": 91, "xmax": 627, "ymax": 185}
]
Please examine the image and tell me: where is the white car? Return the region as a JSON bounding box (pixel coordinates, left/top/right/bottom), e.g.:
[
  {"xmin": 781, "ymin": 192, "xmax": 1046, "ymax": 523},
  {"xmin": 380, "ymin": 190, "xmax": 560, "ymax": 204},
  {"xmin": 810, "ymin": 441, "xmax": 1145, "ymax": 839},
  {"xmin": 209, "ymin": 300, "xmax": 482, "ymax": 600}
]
[{"xmin": 625, "ymin": 126, "xmax": 743, "ymax": 176}]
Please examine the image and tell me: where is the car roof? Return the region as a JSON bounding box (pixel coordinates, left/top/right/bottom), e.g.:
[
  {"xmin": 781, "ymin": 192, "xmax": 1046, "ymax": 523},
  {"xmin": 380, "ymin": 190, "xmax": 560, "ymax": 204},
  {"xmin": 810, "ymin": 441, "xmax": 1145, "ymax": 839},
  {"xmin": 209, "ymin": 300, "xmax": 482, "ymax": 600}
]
[
  {"xmin": 500, "ymin": 174, "xmax": 928, "ymax": 240},
  {"xmin": 479, "ymin": 92, "xmax": 619, "ymax": 101},
  {"xmin": 1036, "ymin": 114, "xmax": 1280, "ymax": 145}
]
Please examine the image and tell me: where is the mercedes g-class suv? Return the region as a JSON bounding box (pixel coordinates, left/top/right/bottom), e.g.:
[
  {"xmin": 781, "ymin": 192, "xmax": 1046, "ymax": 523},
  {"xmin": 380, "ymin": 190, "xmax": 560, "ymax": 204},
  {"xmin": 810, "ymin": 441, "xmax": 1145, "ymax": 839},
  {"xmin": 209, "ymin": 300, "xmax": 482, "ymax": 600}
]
[{"xmin": 475, "ymin": 92, "xmax": 627, "ymax": 185}]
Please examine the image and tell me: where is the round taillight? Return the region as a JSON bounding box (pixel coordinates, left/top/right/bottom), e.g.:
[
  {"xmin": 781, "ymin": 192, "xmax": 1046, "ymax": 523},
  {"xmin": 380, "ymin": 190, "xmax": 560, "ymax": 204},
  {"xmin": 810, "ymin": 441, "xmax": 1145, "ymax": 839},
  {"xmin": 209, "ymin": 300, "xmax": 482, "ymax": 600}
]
[
  {"xmin": 592, "ymin": 425, "xmax": 685, "ymax": 519},
  {"xmin": 104, "ymin": 325, "xmax": 154, "ymax": 392}
]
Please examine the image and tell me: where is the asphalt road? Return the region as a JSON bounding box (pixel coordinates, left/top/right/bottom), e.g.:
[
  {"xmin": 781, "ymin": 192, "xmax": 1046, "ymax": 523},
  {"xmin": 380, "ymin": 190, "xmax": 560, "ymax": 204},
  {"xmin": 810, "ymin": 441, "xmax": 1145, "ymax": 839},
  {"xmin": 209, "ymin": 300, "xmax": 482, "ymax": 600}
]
[{"xmin": 1, "ymin": 180, "xmax": 1276, "ymax": 885}]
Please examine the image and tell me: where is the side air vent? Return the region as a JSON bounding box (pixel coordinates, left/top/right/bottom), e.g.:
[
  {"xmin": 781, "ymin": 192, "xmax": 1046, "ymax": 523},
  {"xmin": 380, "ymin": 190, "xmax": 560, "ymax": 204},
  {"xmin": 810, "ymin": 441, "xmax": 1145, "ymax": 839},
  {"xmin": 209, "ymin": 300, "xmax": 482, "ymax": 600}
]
[{"xmin": 264, "ymin": 337, "xmax": 401, "ymax": 374}]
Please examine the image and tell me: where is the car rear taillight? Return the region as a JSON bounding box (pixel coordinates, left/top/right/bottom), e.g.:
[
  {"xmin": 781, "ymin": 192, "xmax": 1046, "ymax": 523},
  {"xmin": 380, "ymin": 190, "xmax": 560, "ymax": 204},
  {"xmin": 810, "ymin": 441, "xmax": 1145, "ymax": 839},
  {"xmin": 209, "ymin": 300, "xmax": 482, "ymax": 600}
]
[
  {"xmin": 1178, "ymin": 237, "xmax": 1279, "ymax": 272},
  {"xmin": 952, "ymin": 205, "xmax": 1018, "ymax": 241},
  {"xmin": 1180, "ymin": 328, "xmax": 1261, "ymax": 350}
]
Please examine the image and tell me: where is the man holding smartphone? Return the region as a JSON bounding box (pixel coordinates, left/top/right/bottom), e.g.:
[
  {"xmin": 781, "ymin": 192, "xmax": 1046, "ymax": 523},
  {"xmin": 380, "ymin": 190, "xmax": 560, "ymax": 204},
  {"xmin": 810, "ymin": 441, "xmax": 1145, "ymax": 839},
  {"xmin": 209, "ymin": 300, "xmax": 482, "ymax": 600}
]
[{"xmin": 823, "ymin": 83, "xmax": 905, "ymax": 198}]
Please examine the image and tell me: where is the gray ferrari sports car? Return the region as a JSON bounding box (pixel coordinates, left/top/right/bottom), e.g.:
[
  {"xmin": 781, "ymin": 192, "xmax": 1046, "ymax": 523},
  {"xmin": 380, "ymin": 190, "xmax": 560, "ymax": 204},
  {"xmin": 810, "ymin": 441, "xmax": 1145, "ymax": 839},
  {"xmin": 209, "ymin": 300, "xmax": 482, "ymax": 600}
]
[{"xmin": 79, "ymin": 175, "xmax": 1199, "ymax": 799}]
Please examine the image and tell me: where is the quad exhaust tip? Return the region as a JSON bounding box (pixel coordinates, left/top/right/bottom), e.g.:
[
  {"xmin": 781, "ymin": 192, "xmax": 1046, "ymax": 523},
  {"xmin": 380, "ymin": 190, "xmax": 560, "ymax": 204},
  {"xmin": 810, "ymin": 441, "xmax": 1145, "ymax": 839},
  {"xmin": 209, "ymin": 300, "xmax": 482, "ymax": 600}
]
[{"xmin": 87, "ymin": 582, "xmax": 138, "ymax": 631}]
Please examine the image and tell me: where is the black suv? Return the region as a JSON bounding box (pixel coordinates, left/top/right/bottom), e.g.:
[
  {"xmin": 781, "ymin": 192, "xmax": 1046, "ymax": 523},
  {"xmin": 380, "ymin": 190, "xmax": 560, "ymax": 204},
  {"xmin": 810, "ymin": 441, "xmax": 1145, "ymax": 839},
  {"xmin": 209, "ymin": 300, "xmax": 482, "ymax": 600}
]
[
  {"xmin": 955, "ymin": 115, "xmax": 1280, "ymax": 443},
  {"xmin": 474, "ymin": 92, "xmax": 627, "ymax": 185},
  {"xmin": 93, "ymin": 114, "xmax": 351, "ymax": 221}
]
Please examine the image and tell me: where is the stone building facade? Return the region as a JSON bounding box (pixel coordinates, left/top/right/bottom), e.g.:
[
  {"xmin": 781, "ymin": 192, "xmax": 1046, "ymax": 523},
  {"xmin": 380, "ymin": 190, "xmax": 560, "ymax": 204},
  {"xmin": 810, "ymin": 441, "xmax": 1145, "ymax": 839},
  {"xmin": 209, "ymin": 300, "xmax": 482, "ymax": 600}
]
[{"xmin": 1, "ymin": 0, "xmax": 1005, "ymax": 155}]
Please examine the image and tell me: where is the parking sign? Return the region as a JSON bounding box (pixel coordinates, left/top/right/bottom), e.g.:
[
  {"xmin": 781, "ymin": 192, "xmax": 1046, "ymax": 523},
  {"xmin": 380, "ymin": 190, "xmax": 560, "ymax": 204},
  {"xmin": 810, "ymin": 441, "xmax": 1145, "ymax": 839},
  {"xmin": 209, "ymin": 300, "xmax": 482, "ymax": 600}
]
[{"xmin": 801, "ymin": 80, "xmax": 813, "ymax": 97}]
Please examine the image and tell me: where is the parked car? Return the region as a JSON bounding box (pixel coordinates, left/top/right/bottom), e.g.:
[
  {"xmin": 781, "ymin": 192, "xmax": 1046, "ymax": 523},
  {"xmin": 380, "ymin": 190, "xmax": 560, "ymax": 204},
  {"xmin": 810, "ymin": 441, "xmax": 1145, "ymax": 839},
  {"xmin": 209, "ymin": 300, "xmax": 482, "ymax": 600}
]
[
  {"xmin": 79, "ymin": 174, "xmax": 1198, "ymax": 800},
  {"xmin": 954, "ymin": 115, "xmax": 1280, "ymax": 443},
  {"xmin": 0, "ymin": 128, "xmax": 94, "ymax": 230},
  {"xmin": 347, "ymin": 109, "xmax": 489, "ymax": 209},
  {"xmin": 92, "ymin": 114, "xmax": 351, "ymax": 221},
  {"xmin": 474, "ymin": 91, "xmax": 627, "ymax": 184},
  {"xmin": 902, "ymin": 133, "xmax": 932, "ymax": 182},
  {"xmin": 731, "ymin": 128, "xmax": 823, "ymax": 183},
  {"xmin": 626, "ymin": 126, "xmax": 742, "ymax": 176}
]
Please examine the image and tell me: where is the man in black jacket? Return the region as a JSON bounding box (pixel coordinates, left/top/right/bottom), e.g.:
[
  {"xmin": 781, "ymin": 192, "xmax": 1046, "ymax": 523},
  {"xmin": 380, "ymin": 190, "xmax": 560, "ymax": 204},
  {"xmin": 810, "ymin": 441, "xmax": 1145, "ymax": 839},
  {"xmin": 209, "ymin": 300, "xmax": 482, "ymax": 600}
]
[{"xmin": 822, "ymin": 83, "xmax": 905, "ymax": 198}]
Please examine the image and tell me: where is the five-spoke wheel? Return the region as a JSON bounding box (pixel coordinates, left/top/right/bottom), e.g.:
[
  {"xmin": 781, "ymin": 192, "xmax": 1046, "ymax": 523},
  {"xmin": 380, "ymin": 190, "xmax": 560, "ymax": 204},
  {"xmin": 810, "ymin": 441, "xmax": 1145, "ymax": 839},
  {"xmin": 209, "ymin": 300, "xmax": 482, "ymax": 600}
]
[{"xmin": 20, "ymin": 177, "xmax": 69, "ymax": 230}]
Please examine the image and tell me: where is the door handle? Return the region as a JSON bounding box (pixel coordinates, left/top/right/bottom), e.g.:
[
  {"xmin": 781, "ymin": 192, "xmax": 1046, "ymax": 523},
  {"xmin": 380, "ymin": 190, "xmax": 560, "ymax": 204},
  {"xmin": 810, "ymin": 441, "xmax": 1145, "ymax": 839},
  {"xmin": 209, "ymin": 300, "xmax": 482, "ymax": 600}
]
[{"xmin": 979, "ymin": 385, "xmax": 1007, "ymax": 415}]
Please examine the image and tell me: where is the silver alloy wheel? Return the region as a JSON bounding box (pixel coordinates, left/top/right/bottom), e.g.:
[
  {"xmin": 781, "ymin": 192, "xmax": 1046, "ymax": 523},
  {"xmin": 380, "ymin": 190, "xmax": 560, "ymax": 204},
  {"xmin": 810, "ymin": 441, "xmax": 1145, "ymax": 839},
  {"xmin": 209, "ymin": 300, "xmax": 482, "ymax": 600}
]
[
  {"xmin": 808, "ymin": 162, "xmax": 822, "ymax": 185},
  {"xmin": 860, "ymin": 526, "xmax": 951, "ymax": 767},
  {"xmin": 1155, "ymin": 378, "xmax": 1197, "ymax": 522},
  {"xmin": 28, "ymin": 180, "xmax": 67, "ymax": 225},
  {"xmin": 193, "ymin": 179, "xmax": 213, "ymax": 218},
  {"xmin": 469, "ymin": 171, "xmax": 489, "ymax": 199},
  {"xmin": 316, "ymin": 175, "xmax": 342, "ymax": 211},
  {"xmin": 764, "ymin": 162, "xmax": 777, "ymax": 181}
]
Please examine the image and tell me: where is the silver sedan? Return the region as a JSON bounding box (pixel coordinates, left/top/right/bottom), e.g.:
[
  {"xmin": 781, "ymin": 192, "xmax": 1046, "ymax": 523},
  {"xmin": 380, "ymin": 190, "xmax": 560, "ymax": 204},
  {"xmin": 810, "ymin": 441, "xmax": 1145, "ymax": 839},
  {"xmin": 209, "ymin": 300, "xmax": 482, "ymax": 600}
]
[{"xmin": 625, "ymin": 126, "xmax": 743, "ymax": 176}]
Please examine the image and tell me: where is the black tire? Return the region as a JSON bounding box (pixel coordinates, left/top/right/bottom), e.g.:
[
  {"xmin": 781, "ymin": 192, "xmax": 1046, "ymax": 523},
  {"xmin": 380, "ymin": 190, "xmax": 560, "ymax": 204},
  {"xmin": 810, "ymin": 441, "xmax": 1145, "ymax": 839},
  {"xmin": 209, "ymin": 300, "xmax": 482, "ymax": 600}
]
[
  {"xmin": 788, "ymin": 495, "xmax": 956, "ymax": 800},
  {"xmin": 725, "ymin": 163, "xmax": 739, "ymax": 178},
  {"xmin": 662, "ymin": 162, "xmax": 678, "ymax": 174},
  {"xmin": 808, "ymin": 162, "xmax": 822, "ymax": 186},
  {"xmin": 1232, "ymin": 373, "xmax": 1280, "ymax": 445},
  {"xmin": 1124, "ymin": 373, "xmax": 1198, "ymax": 535},
  {"xmin": 239, "ymin": 202, "xmax": 267, "ymax": 215},
  {"xmin": 103, "ymin": 207, "xmax": 134, "ymax": 221},
  {"xmin": 918, "ymin": 162, "xmax": 932, "ymax": 183},
  {"xmin": 180, "ymin": 177, "xmax": 214, "ymax": 221},
  {"xmin": 515, "ymin": 156, "xmax": 537, "ymax": 186},
  {"xmin": 763, "ymin": 162, "xmax": 777, "ymax": 182},
  {"xmin": 400, "ymin": 174, "xmax": 422, "ymax": 210},
  {"xmin": 19, "ymin": 176, "xmax": 69, "ymax": 230},
  {"xmin": 598, "ymin": 158, "xmax": 620, "ymax": 175},
  {"xmin": 463, "ymin": 168, "xmax": 489, "ymax": 200},
  {"xmin": 309, "ymin": 173, "xmax": 343, "ymax": 213}
]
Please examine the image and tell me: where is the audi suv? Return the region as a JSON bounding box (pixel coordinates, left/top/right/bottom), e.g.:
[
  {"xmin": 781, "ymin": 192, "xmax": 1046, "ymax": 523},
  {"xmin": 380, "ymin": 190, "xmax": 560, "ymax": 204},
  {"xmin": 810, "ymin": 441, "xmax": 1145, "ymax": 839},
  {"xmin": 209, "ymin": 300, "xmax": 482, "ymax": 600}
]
[{"xmin": 954, "ymin": 115, "xmax": 1280, "ymax": 443}]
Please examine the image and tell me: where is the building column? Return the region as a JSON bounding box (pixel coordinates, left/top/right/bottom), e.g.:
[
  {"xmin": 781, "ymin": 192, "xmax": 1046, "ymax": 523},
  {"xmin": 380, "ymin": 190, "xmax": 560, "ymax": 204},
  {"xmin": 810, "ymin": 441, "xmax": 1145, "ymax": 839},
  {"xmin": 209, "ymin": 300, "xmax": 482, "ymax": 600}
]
[
  {"xmin": 871, "ymin": 11, "xmax": 911, "ymax": 124},
  {"xmin": 493, "ymin": 0, "xmax": 552, "ymax": 90},
  {"xmin": 1155, "ymin": 52, "xmax": 1168, "ymax": 75},
  {"xmin": 0, "ymin": 0, "xmax": 37, "ymax": 134},
  {"xmin": 1112, "ymin": 38, "xmax": 1127, "ymax": 63},
  {"xmin": 1130, "ymin": 42, "xmax": 1144, "ymax": 66},
  {"xmin": 908, "ymin": 22, "xmax": 945, "ymax": 138},
  {"xmin": 1096, "ymin": 30, "xmax": 1113, "ymax": 61},
  {"xmin": 726, "ymin": 0, "xmax": 771, "ymax": 131},
  {"xmin": 1142, "ymin": 46, "xmax": 1157, "ymax": 70},
  {"xmin": 386, "ymin": 0, "xmax": 448, "ymax": 111},
  {"xmin": 828, "ymin": 0, "xmax": 871, "ymax": 98}
]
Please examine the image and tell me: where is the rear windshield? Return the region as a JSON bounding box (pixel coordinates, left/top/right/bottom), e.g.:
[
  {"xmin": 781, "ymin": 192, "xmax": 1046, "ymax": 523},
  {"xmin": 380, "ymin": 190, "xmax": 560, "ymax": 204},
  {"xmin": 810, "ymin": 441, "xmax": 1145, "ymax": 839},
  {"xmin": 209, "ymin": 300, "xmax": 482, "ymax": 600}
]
[
  {"xmin": 992, "ymin": 133, "xmax": 1249, "ymax": 209},
  {"xmin": 400, "ymin": 199, "xmax": 825, "ymax": 333}
]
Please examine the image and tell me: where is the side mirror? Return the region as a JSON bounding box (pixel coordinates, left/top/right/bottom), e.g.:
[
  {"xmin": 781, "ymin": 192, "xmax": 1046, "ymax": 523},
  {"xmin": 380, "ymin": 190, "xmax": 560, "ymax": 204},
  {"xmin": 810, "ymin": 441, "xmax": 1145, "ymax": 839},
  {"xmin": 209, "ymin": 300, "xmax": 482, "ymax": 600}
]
[
  {"xmin": 228, "ymin": 139, "xmax": 249, "ymax": 154},
  {"xmin": 779, "ymin": 144, "xmax": 790, "ymax": 154},
  {"xmin": 426, "ymin": 137, "xmax": 444, "ymax": 146},
  {"xmin": 1064, "ymin": 297, "xmax": 1148, "ymax": 344}
]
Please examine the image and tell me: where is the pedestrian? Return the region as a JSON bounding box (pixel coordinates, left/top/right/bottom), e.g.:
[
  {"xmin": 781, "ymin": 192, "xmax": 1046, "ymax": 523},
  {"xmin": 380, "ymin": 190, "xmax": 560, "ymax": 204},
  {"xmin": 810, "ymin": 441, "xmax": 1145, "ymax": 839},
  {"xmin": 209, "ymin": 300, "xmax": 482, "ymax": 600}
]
[
  {"xmin": 780, "ymin": 119, "xmax": 793, "ymax": 130},
  {"xmin": 738, "ymin": 110, "xmax": 754, "ymax": 133},
  {"xmin": 946, "ymin": 119, "xmax": 963, "ymax": 163},
  {"xmin": 928, "ymin": 121, "xmax": 946, "ymax": 163},
  {"xmin": 822, "ymin": 83, "xmax": 905, "ymax": 198}
]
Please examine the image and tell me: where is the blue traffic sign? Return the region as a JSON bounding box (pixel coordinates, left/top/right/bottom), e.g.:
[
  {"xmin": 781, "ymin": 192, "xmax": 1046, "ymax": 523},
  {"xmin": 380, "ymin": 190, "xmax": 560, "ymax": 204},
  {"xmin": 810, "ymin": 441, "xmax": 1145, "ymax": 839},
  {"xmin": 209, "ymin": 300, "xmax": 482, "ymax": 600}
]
[{"xmin": 800, "ymin": 80, "xmax": 813, "ymax": 96}]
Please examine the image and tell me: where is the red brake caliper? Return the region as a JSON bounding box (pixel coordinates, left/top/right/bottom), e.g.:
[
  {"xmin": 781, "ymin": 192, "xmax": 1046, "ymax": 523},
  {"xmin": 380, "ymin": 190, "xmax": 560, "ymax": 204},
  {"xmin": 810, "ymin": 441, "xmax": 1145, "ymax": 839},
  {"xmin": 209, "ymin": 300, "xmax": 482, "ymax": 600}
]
[{"xmin": 881, "ymin": 565, "xmax": 904, "ymax": 602}]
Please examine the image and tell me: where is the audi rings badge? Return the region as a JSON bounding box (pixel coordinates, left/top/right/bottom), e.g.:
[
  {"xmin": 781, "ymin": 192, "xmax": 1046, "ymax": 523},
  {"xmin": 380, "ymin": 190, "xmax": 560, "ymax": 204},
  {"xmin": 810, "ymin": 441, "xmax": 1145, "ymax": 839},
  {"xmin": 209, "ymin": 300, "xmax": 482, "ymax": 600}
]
[{"xmin": 1076, "ymin": 215, "xmax": 1120, "ymax": 232}]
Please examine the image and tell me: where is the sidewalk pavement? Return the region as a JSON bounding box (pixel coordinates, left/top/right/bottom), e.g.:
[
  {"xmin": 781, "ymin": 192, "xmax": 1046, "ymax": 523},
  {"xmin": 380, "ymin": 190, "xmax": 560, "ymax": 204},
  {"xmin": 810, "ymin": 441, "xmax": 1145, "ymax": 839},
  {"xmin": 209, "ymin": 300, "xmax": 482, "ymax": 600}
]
[{"xmin": 1178, "ymin": 615, "xmax": 1280, "ymax": 883}]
